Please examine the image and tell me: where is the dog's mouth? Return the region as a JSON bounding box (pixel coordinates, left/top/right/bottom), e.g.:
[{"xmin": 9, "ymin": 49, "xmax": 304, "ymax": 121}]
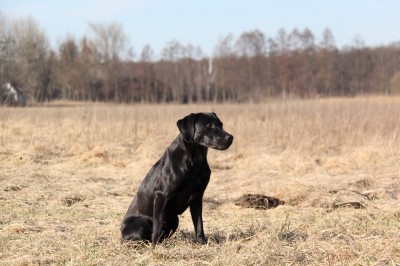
[
  {"xmin": 214, "ymin": 145, "xmax": 231, "ymax": 151},
  {"xmin": 209, "ymin": 139, "xmax": 233, "ymax": 151}
]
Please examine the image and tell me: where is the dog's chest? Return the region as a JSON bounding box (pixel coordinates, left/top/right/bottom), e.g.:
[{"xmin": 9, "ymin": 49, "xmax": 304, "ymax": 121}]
[{"xmin": 168, "ymin": 168, "xmax": 210, "ymax": 214}]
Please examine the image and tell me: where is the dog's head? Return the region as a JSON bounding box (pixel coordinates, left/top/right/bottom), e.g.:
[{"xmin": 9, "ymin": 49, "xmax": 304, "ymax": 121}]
[{"xmin": 177, "ymin": 112, "xmax": 233, "ymax": 150}]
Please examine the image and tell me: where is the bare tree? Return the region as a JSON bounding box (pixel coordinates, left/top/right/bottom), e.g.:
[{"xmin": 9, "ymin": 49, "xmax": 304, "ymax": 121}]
[
  {"xmin": 140, "ymin": 45, "xmax": 154, "ymax": 62},
  {"xmin": 213, "ymin": 34, "xmax": 240, "ymax": 101},
  {"xmin": 88, "ymin": 22, "xmax": 130, "ymax": 101},
  {"xmin": 138, "ymin": 45, "xmax": 156, "ymax": 101},
  {"xmin": 56, "ymin": 37, "xmax": 78, "ymax": 99},
  {"xmin": 235, "ymin": 30, "xmax": 266, "ymax": 57},
  {"xmin": 0, "ymin": 14, "xmax": 14, "ymax": 78},
  {"xmin": 316, "ymin": 29, "xmax": 339, "ymax": 96},
  {"xmin": 300, "ymin": 28, "xmax": 317, "ymax": 96},
  {"xmin": 161, "ymin": 40, "xmax": 184, "ymax": 61},
  {"xmin": 12, "ymin": 16, "xmax": 49, "ymax": 101},
  {"xmin": 320, "ymin": 28, "xmax": 336, "ymax": 51},
  {"xmin": 214, "ymin": 33, "xmax": 235, "ymax": 57},
  {"xmin": 0, "ymin": 12, "xmax": 17, "ymax": 83},
  {"xmin": 88, "ymin": 22, "xmax": 129, "ymax": 62},
  {"xmin": 373, "ymin": 45, "xmax": 398, "ymax": 94},
  {"xmin": 161, "ymin": 40, "xmax": 186, "ymax": 102},
  {"xmin": 275, "ymin": 28, "xmax": 290, "ymax": 97},
  {"xmin": 235, "ymin": 30, "xmax": 267, "ymax": 101}
]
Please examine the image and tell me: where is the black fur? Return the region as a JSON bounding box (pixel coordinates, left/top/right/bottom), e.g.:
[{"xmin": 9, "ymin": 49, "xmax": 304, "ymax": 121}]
[{"xmin": 121, "ymin": 112, "xmax": 233, "ymax": 245}]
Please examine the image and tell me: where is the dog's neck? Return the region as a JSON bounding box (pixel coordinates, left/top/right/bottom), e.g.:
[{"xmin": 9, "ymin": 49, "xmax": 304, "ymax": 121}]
[{"xmin": 176, "ymin": 134, "xmax": 208, "ymax": 165}]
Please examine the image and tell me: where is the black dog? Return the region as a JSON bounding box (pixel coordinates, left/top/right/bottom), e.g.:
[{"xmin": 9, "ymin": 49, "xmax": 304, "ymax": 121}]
[{"xmin": 121, "ymin": 112, "xmax": 233, "ymax": 245}]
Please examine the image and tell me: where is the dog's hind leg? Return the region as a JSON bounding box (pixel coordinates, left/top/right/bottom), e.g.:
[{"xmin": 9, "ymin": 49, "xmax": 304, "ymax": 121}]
[{"xmin": 121, "ymin": 215, "xmax": 152, "ymax": 242}]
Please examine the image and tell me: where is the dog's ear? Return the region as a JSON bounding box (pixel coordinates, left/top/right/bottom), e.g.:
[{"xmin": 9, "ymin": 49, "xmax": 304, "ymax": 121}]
[{"xmin": 177, "ymin": 113, "xmax": 199, "ymax": 142}]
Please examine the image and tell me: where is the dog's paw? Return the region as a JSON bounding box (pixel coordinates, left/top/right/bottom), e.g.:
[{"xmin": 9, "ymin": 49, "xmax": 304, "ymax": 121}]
[{"xmin": 197, "ymin": 236, "xmax": 208, "ymax": 245}]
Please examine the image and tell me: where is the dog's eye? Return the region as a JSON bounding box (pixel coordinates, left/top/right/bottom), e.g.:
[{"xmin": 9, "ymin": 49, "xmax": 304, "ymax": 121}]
[{"xmin": 206, "ymin": 123, "xmax": 215, "ymax": 128}]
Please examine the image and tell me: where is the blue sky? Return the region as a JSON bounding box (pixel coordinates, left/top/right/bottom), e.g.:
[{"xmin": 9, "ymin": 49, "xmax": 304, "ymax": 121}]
[{"xmin": 1, "ymin": 0, "xmax": 400, "ymax": 57}]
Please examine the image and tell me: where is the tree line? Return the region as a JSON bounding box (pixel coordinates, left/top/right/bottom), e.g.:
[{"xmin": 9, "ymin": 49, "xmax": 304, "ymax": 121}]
[{"xmin": 1, "ymin": 13, "xmax": 400, "ymax": 104}]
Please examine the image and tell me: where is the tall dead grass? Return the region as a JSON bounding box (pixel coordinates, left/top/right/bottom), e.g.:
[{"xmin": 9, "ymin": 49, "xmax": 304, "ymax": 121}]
[{"xmin": 1, "ymin": 97, "xmax": 399, "ymax": 265}]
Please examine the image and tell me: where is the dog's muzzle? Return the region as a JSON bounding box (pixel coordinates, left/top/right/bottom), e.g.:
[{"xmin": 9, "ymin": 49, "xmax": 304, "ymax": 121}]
[{"xmin": 214, "ymin": 133, "xmax": 233, "ymax": 150}]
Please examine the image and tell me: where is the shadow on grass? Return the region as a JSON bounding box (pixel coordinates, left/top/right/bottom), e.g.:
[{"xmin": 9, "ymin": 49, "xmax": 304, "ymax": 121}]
[{"xmin": 176, "ymin": 223, "xmax": 269, "ymax": 245}]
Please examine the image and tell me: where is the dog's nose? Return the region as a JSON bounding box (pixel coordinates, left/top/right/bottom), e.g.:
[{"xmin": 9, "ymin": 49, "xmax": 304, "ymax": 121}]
[{"xmin": 225, "ymin": 135, "xmax": 233, "ymax": 142}]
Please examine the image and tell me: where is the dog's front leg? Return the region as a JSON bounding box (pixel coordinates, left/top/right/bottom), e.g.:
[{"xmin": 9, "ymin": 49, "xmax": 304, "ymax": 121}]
[
  {"xmin": 190, "ymin": 195, "xmax": 207, "ymax": 244},
  {"xmin": 152, "ymin": 191, "xmax": 167, "ymax": 245}
]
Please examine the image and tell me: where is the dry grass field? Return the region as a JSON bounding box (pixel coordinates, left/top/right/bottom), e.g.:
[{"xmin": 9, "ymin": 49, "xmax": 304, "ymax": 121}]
[{"xmin": 1, "ymin": 97, "xmax": 400, "ymax": 265}]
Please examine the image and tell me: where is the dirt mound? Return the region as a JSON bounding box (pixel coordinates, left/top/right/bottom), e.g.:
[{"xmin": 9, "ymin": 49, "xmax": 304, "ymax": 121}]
[
  {"xmin": 234, "ymin": 194, "xmax": 285, "ymax": 210},
  {"xmin": 333, "ymin": 201, "xmax": 365, "ymax": 209},
  {"xmin": 62, "ymin": 195, "xmax": 85, "ymax": 207}
]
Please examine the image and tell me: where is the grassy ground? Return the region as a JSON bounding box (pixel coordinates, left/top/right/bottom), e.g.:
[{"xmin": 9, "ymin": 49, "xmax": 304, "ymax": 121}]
[{"xmin": 1, "ymin": 97, "xmax": 399, "ymax": 265}]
